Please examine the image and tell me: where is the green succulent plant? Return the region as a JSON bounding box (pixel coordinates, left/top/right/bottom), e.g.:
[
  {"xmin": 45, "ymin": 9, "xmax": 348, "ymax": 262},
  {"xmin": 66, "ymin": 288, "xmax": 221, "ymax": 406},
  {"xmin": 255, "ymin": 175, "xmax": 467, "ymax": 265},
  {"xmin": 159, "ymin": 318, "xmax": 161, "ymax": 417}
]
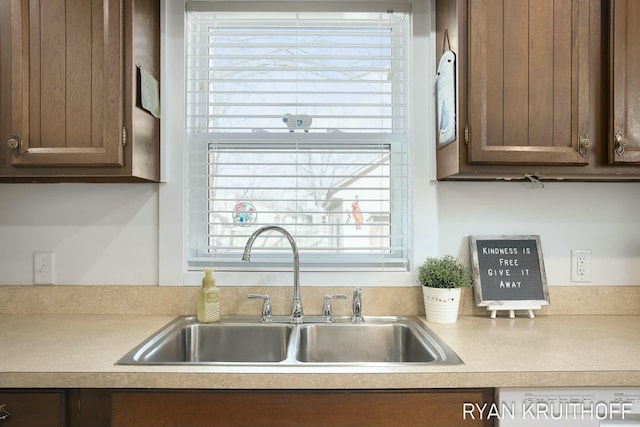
[{"xmin": 417, "ymin": 256, "xmax": 473, "ymax": 289}]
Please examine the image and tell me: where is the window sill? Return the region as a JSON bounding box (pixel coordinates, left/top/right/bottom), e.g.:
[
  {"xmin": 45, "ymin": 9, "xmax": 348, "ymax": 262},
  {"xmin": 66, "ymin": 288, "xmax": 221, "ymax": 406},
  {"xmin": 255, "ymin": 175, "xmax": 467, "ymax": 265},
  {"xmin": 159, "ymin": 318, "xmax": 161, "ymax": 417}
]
[{"xmin": 180, "ymin": 270, "xmax": 416, "ymax": 287}]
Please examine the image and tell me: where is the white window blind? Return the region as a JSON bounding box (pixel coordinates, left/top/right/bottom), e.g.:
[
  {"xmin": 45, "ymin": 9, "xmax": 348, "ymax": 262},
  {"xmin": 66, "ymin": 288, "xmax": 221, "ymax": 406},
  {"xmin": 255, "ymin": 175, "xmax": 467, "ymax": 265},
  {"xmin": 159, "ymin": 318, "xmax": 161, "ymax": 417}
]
[{"xmin": 186, "ymin": 8, "xmax": 410, "ymax": 271}]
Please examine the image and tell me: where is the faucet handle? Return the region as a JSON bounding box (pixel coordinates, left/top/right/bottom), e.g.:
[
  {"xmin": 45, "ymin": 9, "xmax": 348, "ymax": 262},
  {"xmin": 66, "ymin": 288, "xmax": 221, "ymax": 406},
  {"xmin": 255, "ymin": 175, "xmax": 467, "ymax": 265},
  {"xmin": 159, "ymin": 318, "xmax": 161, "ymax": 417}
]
[
  {"xmin": 248, "ymin": 293, "xmax": 272, "ymax": 322},
  {"xmin": 351, "ymin": 288, "xmax": 365, "ymax": 324},
  {"xmin": 322, "ymin": 294, "xmax": 347, "ymax": 323}
]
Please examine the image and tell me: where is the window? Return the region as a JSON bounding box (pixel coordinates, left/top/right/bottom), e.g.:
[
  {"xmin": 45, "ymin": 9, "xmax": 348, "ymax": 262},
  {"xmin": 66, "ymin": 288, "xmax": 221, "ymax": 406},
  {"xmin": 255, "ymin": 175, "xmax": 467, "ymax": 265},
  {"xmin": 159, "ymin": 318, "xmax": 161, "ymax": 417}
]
[{"xmin": 185, "ymin": 6, "xmax": 411, "ymax": 271}]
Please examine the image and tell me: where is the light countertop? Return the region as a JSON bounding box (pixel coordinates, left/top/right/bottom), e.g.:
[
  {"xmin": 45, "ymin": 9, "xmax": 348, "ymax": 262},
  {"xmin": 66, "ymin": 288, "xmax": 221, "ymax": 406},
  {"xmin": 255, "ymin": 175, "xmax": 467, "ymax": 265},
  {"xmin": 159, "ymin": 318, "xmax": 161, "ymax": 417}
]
[{"xmin": 1, "ymin": 313, "xmax": 639, "ymax": 390}]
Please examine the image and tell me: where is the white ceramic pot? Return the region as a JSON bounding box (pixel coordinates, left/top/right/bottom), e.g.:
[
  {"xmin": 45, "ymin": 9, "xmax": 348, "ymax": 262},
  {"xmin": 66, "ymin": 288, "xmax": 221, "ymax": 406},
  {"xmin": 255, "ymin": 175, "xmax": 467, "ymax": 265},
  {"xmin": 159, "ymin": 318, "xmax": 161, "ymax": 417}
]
[{"xmin": 422, "ymin": 286, "xmax": 462, "ymax": 324}]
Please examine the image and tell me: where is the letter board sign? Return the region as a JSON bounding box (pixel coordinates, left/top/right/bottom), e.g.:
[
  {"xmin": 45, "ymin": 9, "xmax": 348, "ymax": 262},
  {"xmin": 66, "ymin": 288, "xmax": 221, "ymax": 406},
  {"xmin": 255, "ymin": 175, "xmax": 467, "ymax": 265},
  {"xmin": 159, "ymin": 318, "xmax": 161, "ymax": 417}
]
[{"xmin": 469, "ymin": 235, "xmax": 549, "ymax": 317}]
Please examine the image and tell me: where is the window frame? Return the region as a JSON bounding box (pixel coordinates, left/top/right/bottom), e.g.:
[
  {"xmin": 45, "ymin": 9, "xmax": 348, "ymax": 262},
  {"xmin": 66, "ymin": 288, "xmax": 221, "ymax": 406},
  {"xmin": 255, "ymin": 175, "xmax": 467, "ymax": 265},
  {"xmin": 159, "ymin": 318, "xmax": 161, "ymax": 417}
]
[
  {"xmin": 158, "ymin": 0, "xmax": 439, "ymax": 287},
  {"xmin": 185, "ymin": 10, "xmax": 410, "ymax": 271}
]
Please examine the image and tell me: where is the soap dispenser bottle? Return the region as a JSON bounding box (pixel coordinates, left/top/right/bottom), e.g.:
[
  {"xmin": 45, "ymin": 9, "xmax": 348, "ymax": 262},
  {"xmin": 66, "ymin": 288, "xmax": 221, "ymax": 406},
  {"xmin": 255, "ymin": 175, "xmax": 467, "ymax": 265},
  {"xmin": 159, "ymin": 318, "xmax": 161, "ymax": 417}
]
[{"xmin": 197, "ymin": 268, "xmax": 220, "ymax": 322}]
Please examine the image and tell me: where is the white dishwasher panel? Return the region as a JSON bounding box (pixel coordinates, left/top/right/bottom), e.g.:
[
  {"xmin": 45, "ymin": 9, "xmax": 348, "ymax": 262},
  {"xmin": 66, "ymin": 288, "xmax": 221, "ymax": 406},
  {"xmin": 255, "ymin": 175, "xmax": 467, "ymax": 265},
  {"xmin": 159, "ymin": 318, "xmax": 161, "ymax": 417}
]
[{"xmin": 497, "ymin": 388, "xmax": 640, "ymax": 427}]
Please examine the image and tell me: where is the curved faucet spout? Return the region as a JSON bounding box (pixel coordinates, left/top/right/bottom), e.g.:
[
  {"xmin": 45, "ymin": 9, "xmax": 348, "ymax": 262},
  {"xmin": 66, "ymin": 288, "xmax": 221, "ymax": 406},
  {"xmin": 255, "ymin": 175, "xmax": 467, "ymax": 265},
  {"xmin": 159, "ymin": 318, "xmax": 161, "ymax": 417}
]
[{"xmin": 242, "ymin": 226, "xmax": 302, "ymax": 323}]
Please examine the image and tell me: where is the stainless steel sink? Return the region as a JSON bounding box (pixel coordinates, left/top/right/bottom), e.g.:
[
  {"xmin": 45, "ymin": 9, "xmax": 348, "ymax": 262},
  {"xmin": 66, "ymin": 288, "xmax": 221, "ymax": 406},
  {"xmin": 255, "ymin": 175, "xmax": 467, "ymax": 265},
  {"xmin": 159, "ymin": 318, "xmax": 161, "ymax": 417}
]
[
  {"xmin": 117, "ymin": 317, "xmax": 293, "ymax": 364},
  {"xmin": 296, "ymin": 322, "xmax": 438, "ymax": 363},
  {"xmin": 116, "ymin": 315, "xmax": 463, "ymax": 366}
]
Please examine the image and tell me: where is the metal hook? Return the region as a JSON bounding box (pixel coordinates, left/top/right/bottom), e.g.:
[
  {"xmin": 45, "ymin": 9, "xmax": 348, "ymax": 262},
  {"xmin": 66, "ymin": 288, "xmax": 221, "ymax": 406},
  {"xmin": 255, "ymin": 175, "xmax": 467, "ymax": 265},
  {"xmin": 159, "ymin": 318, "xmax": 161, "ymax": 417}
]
[{"xmin": 524, "ymin": 174, "xmax": 544, "ymax": 189}]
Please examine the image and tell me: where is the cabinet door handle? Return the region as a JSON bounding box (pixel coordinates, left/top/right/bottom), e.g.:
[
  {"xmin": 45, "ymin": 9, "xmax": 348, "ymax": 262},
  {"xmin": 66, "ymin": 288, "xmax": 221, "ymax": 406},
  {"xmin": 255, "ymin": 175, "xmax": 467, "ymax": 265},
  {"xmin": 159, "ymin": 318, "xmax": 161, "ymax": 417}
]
[
  {"xmin": 7, "ymin": 136, "xmax": 20, "ymax": 150},
  {"xmin": 615, "ymin": 130, "xmax": 628, "ymax": 156},
  {"xmin": 578, "ymin": 133, "xmax": 591, "ymax": 158},
  {"xmin": 7, "ymin": 135, "xmax": 21, "ymax": 158},
  {"xmin": 0, "ymin": 404, "xmax": 11, "ymax": 422}
]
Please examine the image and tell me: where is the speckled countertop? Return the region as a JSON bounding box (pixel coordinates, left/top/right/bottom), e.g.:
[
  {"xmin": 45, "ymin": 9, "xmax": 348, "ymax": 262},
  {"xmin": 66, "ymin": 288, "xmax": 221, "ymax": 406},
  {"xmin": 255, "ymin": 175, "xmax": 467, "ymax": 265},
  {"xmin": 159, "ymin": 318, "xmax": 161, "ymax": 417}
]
[{"xmin": 1, "ymin": 313, "xmax": 639, "ymax": 390}]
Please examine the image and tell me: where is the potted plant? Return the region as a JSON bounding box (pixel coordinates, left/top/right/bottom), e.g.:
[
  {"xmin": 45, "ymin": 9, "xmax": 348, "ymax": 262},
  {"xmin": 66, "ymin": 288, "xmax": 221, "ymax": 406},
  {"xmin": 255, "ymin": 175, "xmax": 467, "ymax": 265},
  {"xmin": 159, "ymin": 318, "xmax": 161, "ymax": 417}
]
[{"xmin": 417, "ymin": 255, "xmax": 473, "ymax": 324}]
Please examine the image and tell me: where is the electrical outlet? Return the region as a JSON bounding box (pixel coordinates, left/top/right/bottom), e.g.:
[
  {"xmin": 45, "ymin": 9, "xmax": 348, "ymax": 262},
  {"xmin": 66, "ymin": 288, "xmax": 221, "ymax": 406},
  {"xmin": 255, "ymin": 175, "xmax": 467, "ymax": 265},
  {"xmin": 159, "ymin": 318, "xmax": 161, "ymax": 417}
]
[
  {"xmin": 571, "ymin": 249, "xmax": 591, "ymax": 282},
  {"xmin": 34, "ymin": 252, "xmax": 55, "ymax": 285}
]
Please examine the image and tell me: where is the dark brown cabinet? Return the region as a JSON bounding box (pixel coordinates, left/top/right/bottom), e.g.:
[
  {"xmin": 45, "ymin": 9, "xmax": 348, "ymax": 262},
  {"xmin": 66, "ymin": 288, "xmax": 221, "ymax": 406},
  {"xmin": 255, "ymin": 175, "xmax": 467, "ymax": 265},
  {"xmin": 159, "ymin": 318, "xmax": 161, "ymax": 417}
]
[
  {"xmin": 110, "ymin": 389, "xmax": 494, "ymax": 427},
  {"xmin": 609, "ymin": 0, "xmax": 640, "ymax": 164},
  {"xmin": 467, "ymin": 0, "xmax": 591, "ymax": 166},
  {"xmin": 0, "ymin": 0, "xmax": 160, "ymax": 182},
  {"xmin": 0, "ymin": 388, "xmax": 493, "ymax": 427},
  {"xmin": 0, "ymin": 390, "xmax": 66, "ymax": 427},
  {"xmin": 436, "ymin": 0, "xmax": 640, "ymax": 180}
]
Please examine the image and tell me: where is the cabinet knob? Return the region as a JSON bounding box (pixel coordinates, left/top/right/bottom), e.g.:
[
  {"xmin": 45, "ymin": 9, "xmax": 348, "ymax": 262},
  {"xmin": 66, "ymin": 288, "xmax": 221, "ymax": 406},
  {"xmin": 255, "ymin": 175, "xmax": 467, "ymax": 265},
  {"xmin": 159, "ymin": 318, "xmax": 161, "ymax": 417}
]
[
  {"xmin": 0, "ymin": 404, "xmax": 11, "ymax": 422},
  {"xmin": 578, "ymin": 133, "xmax": 591, "ymax": 158},
  {"xmin": 7, "ymin": 137, "xmax": 20, "ymax": 150},
  {"xmin": 7, "ymin": 135, "xmax": 22, "ymax": 158},
  {"xmin": 615, "ymin": 131, "xmax": 628, "ymax": 156}
]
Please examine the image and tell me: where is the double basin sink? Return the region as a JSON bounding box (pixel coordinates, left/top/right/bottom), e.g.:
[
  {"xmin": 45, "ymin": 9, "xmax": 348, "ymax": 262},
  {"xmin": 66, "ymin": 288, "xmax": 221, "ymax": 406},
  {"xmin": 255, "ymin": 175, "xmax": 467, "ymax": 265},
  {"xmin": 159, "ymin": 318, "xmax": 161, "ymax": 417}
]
[{"xmin": 117, "ymin": 315, "xmax": 463, "ymax": 366}]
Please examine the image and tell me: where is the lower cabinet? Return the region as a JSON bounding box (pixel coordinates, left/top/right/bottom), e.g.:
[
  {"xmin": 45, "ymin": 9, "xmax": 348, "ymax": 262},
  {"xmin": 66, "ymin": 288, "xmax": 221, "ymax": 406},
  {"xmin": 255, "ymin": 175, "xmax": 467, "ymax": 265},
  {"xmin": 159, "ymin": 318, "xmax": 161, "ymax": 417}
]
[
  {"xmin": 0, "ymin": 390, "xmax": 66, "ymax": 427},
  {"xmin": 0, "ymin": 388, "xmax": 494, "ymax": 427},
  {"xmin": 110, "ymin": 389, "xmax": 494, "ymax": 427}
]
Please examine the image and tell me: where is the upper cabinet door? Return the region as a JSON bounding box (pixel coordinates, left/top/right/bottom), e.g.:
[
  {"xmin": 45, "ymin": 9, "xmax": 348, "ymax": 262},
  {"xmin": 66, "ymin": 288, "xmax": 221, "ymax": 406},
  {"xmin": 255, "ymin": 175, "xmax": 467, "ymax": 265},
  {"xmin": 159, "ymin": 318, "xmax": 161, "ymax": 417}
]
[
  {"xmin": 10, "ymin": 0, "xmax": 123, "ymax": 167},
  {"xmin": 610, "ymin": 0, "xmax": 640, "ymax": 163},
  {"xmin": 467, "ymin": 0, "xmax": 591, "ymax": 165}
]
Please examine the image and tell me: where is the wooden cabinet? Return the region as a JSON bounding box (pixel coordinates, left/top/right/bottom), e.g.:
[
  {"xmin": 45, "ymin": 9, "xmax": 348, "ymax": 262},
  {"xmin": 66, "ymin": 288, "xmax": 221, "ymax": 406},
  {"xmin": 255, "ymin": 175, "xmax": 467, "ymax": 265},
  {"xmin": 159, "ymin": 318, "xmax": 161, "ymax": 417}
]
[
  {"xmin": 9, "ymin": 0, "xmax": 124, "ymax": 169},
  {"xmin": 0, "ymin": 388, "xmax": 493, "ymax": 426},
  {"xmin": 467, "ymin": 0, "xmax": 591, "ymax": 166},
  {"xmin": 0, "ymin": 388, "xmax": 495, "ymax": 427},
  {"xmin": 0, "ymin": 0, "xmax": 160, "ymax": 182},
  {"xmin": 0, "ymin": 390, "xmax": 66, "ymax": 427},
  {"xmin": 110, "ymin": 389, "xmax": 493, "ymax": 427},
  {"xmin": 436, "ymin": 0, "xmax": 640, "ymax": 180},
  {"xmin": 609, "ymin": 0, "xmax": 640, "ymax": 163}
]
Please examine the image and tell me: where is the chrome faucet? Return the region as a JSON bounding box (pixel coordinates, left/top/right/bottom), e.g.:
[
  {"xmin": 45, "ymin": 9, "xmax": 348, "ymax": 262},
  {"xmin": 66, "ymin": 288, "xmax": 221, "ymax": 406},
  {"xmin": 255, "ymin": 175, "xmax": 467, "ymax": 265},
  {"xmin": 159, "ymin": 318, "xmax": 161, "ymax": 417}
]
[
  {"xmin": 242, "ymin": 226, "xmax": 303, "ymax": 323},
  {"xmin": 351, "ymin": 288, "xmax": 364, "ymax": 323}
]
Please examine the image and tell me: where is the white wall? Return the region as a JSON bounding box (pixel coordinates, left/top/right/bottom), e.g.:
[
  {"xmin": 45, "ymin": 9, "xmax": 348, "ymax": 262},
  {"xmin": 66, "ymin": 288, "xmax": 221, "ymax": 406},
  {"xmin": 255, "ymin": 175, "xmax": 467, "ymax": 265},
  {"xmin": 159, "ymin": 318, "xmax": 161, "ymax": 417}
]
[
  {"xmin": 0, "ymin": 184, "xmax": 158, "ymax": 285},
  {"xmin": 437, "ymin": 181, "xmax": 640, "ymax": 286},
  {"xmin": 0, "ymin": 180, "xmax": 638, "ymax": 286}
]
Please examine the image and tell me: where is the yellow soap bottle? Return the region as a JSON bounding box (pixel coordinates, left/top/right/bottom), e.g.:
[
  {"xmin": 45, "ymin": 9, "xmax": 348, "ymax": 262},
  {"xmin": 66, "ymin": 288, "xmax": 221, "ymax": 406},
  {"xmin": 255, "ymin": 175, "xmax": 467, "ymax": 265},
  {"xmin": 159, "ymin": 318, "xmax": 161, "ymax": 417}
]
[{"xmin": 197, "ymin": 268, "xmax": 220, "ymax": 322}]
